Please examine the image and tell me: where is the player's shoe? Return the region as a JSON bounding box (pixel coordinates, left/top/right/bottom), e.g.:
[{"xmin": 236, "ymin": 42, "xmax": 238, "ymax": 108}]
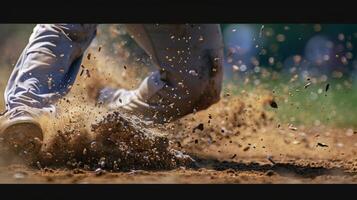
[{"xmin": 0, "ymin": 109, "xmax": 43, "ymax": 160}]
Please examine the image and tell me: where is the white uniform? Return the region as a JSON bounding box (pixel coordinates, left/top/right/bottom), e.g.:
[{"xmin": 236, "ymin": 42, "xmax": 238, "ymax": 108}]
[{"xmin": 4, "ymin": 24, "xmax": 224, "ymax": 123}]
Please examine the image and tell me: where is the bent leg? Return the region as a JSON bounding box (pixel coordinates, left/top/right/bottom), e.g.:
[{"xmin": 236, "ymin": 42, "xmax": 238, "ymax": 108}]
[
  {"xmin": 4, "ymin": 24, "xmax": 97, "ymax": 118},
  {"xmin": 102, "ymin": 24, "xmax": 224, "ymax": 123},
  {"xmin": 0, "ymin": 24, "xmax": 96, "ymax": 159}
]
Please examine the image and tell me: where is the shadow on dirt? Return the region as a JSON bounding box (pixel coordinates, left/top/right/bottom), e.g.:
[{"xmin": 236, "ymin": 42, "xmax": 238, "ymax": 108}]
[{"xmin": 193, "ymin": 157, "xmax": 357, "ymax": 178}]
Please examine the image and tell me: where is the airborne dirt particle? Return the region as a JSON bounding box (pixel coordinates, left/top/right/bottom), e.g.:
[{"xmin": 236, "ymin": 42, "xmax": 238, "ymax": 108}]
[
  {"xmin": 243, "ymin": 146, "xmax": 250, "ymax": 152},
  {"xmin": 317, "ymin": 142, "xmax": 329, "ymax": 148},
  {"xmin": 325, "ymin": 83, "xmax": 330, "ymax": 92},
  {"xmin": 86, "ymin": 69, "xmax": 91, "ymax": 78},
  {"xmin": 269, "ymin": 100, "xmax": 278, "ymax": 108},
  {"xmin": 304, "ymin": 82, "xmax": 311, "ymax": 89},
  {"xmin": 192, "ymin": 123, "xmax": 204, "ymax": 133}
]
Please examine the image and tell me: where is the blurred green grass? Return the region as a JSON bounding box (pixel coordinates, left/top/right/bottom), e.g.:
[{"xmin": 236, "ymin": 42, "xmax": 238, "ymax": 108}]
[{"xmin": 225, "ymin": 78, "xmax": 357, "ymax": 129}]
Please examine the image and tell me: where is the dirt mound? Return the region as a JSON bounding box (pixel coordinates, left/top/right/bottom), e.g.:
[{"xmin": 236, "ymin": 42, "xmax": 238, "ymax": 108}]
[{"xmin": 32, "ymin": 111, "xmax": 194, "ymax": 171}]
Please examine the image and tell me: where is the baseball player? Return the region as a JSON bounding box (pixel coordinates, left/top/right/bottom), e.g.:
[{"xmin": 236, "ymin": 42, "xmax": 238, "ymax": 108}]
[{"xmin": 0, "ymin": 24, "xmax": 224, "ymax": 159}]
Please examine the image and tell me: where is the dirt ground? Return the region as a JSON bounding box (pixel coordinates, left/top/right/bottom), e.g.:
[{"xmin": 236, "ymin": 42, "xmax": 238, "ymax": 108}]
[{"xmin": 1, "ymin": 94, "xmax": 357, "ymax": 184}]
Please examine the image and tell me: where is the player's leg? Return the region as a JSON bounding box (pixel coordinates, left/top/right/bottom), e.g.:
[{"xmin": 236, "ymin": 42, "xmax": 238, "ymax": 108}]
[
  {"xmin": 0, "ymin": 24, "xmax": 97, "ymax": 158},
  {"xmin": 98, "ymin": 24, "xmax": 224, "ymax": 123}
]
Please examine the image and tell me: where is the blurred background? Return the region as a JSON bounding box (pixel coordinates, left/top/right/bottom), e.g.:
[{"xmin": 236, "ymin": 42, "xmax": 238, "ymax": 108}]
[{"xmin": 0, "ymin": 24, "xmax": 356, "ymax": 128}]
